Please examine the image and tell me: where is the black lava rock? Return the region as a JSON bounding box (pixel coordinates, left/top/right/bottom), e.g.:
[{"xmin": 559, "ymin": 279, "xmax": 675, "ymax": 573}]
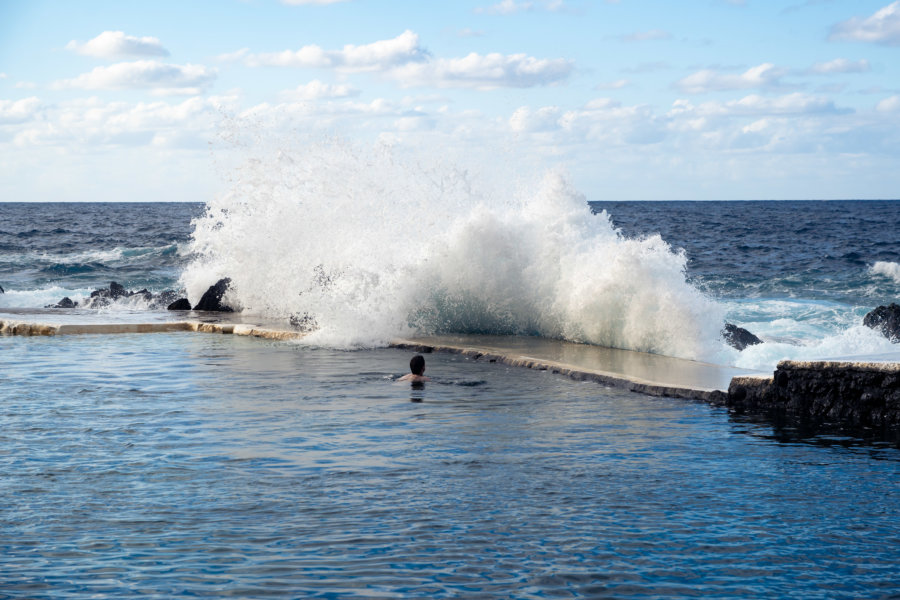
[
  {"xmin": 863, "ymin": 303, "xmax": 900, "ymax": 343},
  {"xmin": 0, "ymin": 284, "xmax": 4, "ymax": 294},
  {"xmin": 167, "ymin": 298, "xmax": 192, "ymax": 311},
  {"xmin": 722, "ymin": 323, "xmax": 763, "ymax": 351},
  {"xmin": 192, "ymin": 278, "xmax": 234, "ymax": 312},
  {"xmin": 47, "ymin": 296, "xmax": 78, "ymax": 309},
  {"xmin": 89, "ymin": 281, "xmax": 128, "ymax": 304}
]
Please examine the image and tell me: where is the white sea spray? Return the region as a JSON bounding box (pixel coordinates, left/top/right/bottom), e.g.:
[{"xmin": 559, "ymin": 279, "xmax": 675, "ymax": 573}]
[
  {"xmin": 181, "ymin": 139, "xmax": 728, "ymax": 360},
  {"xmin": 871, "ymin": 261, "xmax": 900, "ymax": 284}
]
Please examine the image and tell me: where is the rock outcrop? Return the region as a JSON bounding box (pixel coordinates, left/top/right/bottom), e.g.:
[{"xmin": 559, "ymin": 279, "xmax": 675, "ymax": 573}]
[
  {"xmin": 167, "ymin": 298, "xmax": 192, "ymax": 311},
  {"xmin": 192, "ymin": 278, "xmax": 234, "ymax": 312},
  {"xmin": 728, "ymin": 360, "xmax": 900, "ymax": 429},
  {"xmin": 51, "ymin": 297, "xmax": 77, "ymax": 309},
  {"xmin": 722, "ymin": 323, "xmax": 763, "ymax": 351},
  {"xmin": 46, "ymin": 283, "xmax": 186, "ymax": 310},
  {"xmin": 863, "ymin": 303, "xmax": 900, "ymax": 343}
]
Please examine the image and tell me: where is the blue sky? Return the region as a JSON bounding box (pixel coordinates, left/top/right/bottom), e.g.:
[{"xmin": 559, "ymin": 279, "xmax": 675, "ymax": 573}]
[{"xmin": 1, "ymin": 0, "xmax": 899, "ymax": 201}]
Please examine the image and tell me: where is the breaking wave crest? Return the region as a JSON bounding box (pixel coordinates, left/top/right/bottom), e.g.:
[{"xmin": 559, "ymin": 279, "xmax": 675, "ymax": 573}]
[
  {"xmin": 182, "ymin": 140, "xmax": 727, "ymax": 360},
  {"xmin": 871, "ymin": 261, "xmax": 900, "ymax": 284}
]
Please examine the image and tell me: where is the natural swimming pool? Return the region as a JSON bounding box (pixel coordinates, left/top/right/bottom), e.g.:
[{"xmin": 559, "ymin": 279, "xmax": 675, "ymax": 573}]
[{"xmin": 2, "ymin": 333, "xmax": 899, "ymax": 598}]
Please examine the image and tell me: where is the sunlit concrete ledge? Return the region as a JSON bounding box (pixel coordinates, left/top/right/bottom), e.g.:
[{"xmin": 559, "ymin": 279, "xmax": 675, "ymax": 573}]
[{"xmin": 0, "ymin": 318, "xmax": 307, "ymax": 341}]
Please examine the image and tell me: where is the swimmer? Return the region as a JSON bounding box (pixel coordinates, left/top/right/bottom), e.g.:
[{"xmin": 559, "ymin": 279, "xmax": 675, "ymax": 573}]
[{"xmin": 398, "ymin": 354, "xmax": 430, "ymax": 383}]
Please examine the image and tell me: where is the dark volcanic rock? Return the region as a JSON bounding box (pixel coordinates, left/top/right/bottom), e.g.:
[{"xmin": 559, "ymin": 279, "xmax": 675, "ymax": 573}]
[
  {"xmin": 87, "ymin": 281, "xmax": 128, "ymax": 307},
  {"xmin": 722, "ymin": 323, "xmax": 763, "ymax": 351},
  {"xmin": 47, "ymin": 297, "xmax": 77, "ymax": 309},
  {"xmin": 192, "ymin": 278, "xmax": 234, "ymax": 312},
  {"xmin": 728, "ymin": 361, "xmax": 900, "ymax": 429},
  {"xmin": 167, "ymin": 298, "xmax": 192, "ymax": 311},
  {"xmin": 0, "ymin": 284, "xmax": 4, "ymax": 294},
  {"xmin": 863, "ymin": 303, "xmax": 900, "ymax": 343},
  {"xmin": 152, "ymin": 290, "xmax": 180, "ymax": 309}
]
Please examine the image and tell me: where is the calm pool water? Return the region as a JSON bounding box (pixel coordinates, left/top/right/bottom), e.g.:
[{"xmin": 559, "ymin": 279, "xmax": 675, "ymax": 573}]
[{"xmin": 2, "ymin": 333, "xmax": 899, "ymax": 599}]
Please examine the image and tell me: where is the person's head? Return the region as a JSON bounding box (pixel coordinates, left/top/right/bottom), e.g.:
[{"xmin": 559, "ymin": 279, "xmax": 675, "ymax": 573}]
[{"xmin": 409, "ymin": 354, "xmax": 426, "ymax": 376}]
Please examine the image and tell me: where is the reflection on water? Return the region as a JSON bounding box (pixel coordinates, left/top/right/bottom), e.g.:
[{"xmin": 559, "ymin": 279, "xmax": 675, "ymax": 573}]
[{"xmin": 2, "ymin": 333, "xmax": 899, "ymax": 599}]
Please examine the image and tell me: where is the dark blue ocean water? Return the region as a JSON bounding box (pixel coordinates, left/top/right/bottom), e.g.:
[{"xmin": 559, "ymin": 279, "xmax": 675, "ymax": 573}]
[
  {"xmin": 590, "ymin": 200, "xmax": 900, "ymax": 305},
  {"xmin": 0, "ymin": 202, "xmax": 202, "ymax": 295}
]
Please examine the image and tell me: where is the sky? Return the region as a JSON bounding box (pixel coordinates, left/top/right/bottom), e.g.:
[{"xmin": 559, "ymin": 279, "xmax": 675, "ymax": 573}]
[{"xmin": 1, "ymin": 0, "xmax": 899, "ymax": 202}]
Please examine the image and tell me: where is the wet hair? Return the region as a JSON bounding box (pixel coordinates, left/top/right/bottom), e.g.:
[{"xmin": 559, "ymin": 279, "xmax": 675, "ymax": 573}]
[{"xmin": 409, "ymin": 354, "xmax": 426, "ymax": 376}]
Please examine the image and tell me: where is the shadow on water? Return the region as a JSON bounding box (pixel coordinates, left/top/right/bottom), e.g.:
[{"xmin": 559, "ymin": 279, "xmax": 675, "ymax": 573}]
[
  {"xmin": 407, "ymin": 377, "xmax": 487, "ymax": 403},
  {"xmin": 726, "ymin": 408, "xmax": 900, "ymax": 454}
]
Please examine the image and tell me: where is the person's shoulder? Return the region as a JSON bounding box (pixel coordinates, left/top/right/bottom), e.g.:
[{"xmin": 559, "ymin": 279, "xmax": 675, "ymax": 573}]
[{"xmin": 398, "ymin": 374, "xmax": 429, "ymax": 382}]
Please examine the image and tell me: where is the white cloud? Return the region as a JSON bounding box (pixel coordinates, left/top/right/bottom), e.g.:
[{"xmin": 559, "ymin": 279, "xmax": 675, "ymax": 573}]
[
  {"xmin": 876, "ymin": 95, "xmax": 900, "ymax": 112},
  {"xmin": 15, "ymin": 81, "xmax": 38, "ymax": 89},
  {"xmin": 509, "ymin": 105, "xmax": 562, "ymax": 132},
  {"xmin": 387, "ymin": 52, "xmax": 572, "ymax": 89},
  {"xmin": 245, "ymin": 30, "xmax": 428, "ymax": 71},
  {"xmin": 671, "ymin": 93, "xmax": 844, "ymax": 118},
  {"xmin": 809, "ymin": 58, "xmax": 870, "ymax": 74},
  {"xmin": 243, "ymin": 30, "xmax": 570, "ymax": 89},
  {"xmin": 0, "ymin": 73, "xmax": 7, "ymax": 79},
  {"xmin": 829, "ymin": 2, "xmax": 900, "ymax": 45},
  {"xmin": 53, "ymin": 60, "xmax": 217, "ymax": 96},
  {"xmin": 5, "ymin": 96, "xmax": 233, "ymax": 149},
  {"xmin": 675, "ymin": 63, "xmax": 788, "ymax": 93},
  {"xmin": 280, "ymin": 80, "xmax": 360, "ymax": 100},
  {"xmin": 0, "ymin": 97, "xmax": 42, "ymax": 124},
  {"xmin": 66, "ymin": 31, "xmax": 169, "ymax": 59}
]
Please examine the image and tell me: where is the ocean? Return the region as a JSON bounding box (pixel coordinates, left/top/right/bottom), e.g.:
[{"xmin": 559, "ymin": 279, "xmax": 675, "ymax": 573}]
[
  {"xmin": 2, "ymin": 187, "xmax": 900, "ymax": 597},
  {"xmin": 2, "ymin": 197, "xmax": 899, "ymax": 371}
]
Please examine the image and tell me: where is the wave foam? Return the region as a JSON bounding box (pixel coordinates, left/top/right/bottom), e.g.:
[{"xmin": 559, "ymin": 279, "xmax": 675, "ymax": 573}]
[
  {"xmin": 871, "ymin": 261, "xmax": 900, "ymax": 284},
  {"xmin": 182, "ymin": 139, "xmax": 726, "ymax": 359}
]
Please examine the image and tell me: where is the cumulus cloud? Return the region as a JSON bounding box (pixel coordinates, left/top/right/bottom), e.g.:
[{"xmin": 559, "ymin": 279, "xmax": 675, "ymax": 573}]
[
  {"xmin": 245, "ymin": 30, "xmax": 428, "ymax": 71},
  {"xmin": 279, "ymin": 80, "xmax": 360, "ymax": 100},
  {"xmin": 876, "ymin": 95, "xmax": 900, "ymax": 112},
  {"xmin": 0, "ymin": 97, "xmax": 42, "ymax": 124},
  {"xmin": 675, "ymin": 63, "xmax": 788, "ymax": 93},
  {"xmin": 0, "ymin": 72, "xmax": 7, "ymax": 79},
  {"xmin": 829, "ymin": 2, "xmax": 900, "ymax": 45},
  {"xmin": 243, "ymin": 30, "xmax": 570, "ymax": 89},
  {"xmin": 53, "ymin": 60, "xmax": 217, "ymax": 95},
  {"xmin": 509, "ymin": 105, "xmax": 562, "ymax": 132},
  {"xmin": 387, "ymin": 52, "xmax": 572, "ymax": 89},
  {"xmin": 66, "ymin": 31, "xmax": 170, "ymax": 59},
  {"xmin": 670, "ymin": 93, "xmax": 845, "ymax": 118},
  {"xmin": 809, "ymin": 58, "xmax": 870, "ymax": 74},
  {"xmin": 5, "ymin": 96, "xmax": 234, "ymax": 149}
]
